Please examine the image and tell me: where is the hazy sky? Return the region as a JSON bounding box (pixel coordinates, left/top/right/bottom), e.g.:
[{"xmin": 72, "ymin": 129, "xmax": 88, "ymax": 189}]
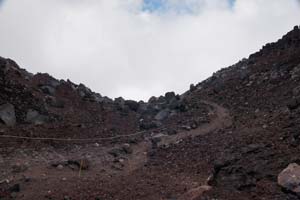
[{"xmin": 0, "ymin": 0, "xmax": 299, "ymax": 100}]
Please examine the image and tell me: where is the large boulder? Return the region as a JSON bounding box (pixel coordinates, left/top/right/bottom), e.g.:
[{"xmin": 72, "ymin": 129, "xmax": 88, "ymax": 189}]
[
  {"xmin": 76, "ymin": 83, "xmax": 92, "ymax": 98},
  {"xmin": 148, "ymin": 96, "xmax": 157, "ymax": 104},
  {"xmin": 190, "ymin": 84, "xmax": 196, "ymax": 92},
  {"xmin": 168, "ymin": 97, "xmax": 180, "ymax": 109},
  {"xmin": 154, "ymin": 109, "xmax": 170, "ymax": 121},
  {"xmin": 46, "ymin": 96, "xmax": 65, "ymax": 108},
  {"xmin": 90, "ymin": 93, "xmax": 103, "ymax": 103},
  {"xmin": 114, "ymin": 97, "xmax": 126, "ymax": 110},
  {"xmin": 0, "ymin": 103, "xmax": 16, "ymax": 126},
  {"xmin": 139, "ymin": 120, "xmax": 160, "ymax": 130},
  {"xmin": 278, "ymin": 163, "xmax": 300, "ymax": 195},
  {"xmin": 25, "ymin": 109, "xmax": 48, "ymax": 125},
  {"xmin": 40, "ymin": 85, "xmax": 56, "ymax": 96},
  {"xmin": 165, "ymin": 92, "xmax": 176, "ymax": 102},
  {"xmin": 125, "ymin": 100, "xmax": 139, "ymax": 111}
]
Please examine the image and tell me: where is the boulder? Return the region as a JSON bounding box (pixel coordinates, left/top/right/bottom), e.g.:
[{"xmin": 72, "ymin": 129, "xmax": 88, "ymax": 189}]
[
  {"xmin": 139, "ymin": 120, "xmax": 160, "ymax": 130},
  {"xmin": 122, "ymin": 143, "xmax": 132, "ymax": 154},
  {"xmin": 26, "ymin": 109, "xmax": 48, "ymax": 125},
  {"xmin": 137, "ymin": 102, "xmax": 148, "ymax": 113},
  {"xmin": 125, "ymin": 100, "xmax": 139, "ymax": 111},
  {"xmin": 40, "ymin": 85, "xmax": 56, "ymax": 96},
  {"xmin": 91, "ymin": 93, "xmax": 103, "ymax": 103},
  {"xmin": 154, "ymin": 109, "xmax": 170, "ymax": 121},
  {"xmin": 114, "ymin": 97, "xmax": 126, "ymax": 109},
  {"xmin": 148, "ymin": 96, "xmax": 157, "ymax": 104},
  {"xmin": 68, "ymin": 159, "xmax": 90, "ymax": 170},
  {"xmin": 46, "ymin": 96, "xmax": 64, "ymax": 108},
  {"xmin": 0, "ymin": 103, "xmax": 16, "ymax": 126},
  {"xmin": 278, "ymin": 163, "xmax": 300, "ymax": 195},
  {"xmin": 293, "ymin": 86, "xmax": 300, "ymax": 96},
  {"xmin": 95, "ymin": 96, "xmax": 113, "ymax": 104},
  {"xmin": 151, "ymin": 133, "xmax": 167, "ymax": 147},
  {"xmin": 287, "ymin": 96, "xmax": 300, "ymax": 110},
  {"xmin": 168, "ymin": 97, "xmax": 180, "ymax": 109},
  {"xmin": 108, "ymin": 148, "xmax": 123, "ymax": 157},
  {"xmin": 290, "ymin": 64, "xmax": 300, "ymax": 79},
  {"xmin": 165, "ymin": 92, "xmax": 176, "ymax": 102},
  {"xmin": 49, "ymin": 79, "xmax": 61, "ymax": 88},
  {"xmin": 76, "ymin": 83, "xmax": 92, "ymax": 98},
  {"xmin": 190, "ymin": 84, "xmax": 196, "ymax": 92},
  {"xmin": 9, "ymin": 184, "xmax": 20, "ymax": 193}
]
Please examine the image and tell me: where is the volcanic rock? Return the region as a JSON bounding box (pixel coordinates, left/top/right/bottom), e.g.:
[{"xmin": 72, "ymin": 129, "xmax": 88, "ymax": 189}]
[
  {"xmin": 46, "ymin": 96, "xmax": 65, "ymax": 108},
  {"xmin": 278, "ymin": 163, "xmax": 300, "ymax": 195},
  {"xmin": 25, "ymin": 109, "xmax": 48, "ymax": 125},
  {"xmin": 190, "ymin": 84, "xmax": 196, "ymax": 92},
  {"xmin": 77, "ymin": 83, "xmax": 92, "ymax": 98},
  {"xmin": 154, "ymin": 109, "xmax": 170, "ymax": 121},
  {"xmin": 40, "ymin": 85, "xmax": 56, "ymax": 96},
  {"xmin": 125, "ymin": 100, "xmax": 139, "ymax": 111},
  {"xmin": 165, "ymin": 92, "xmax": 176, "ymax": 102},
  {"xmin": 122, "ymin": 143, "xmax": 132, "ymax": 154},
  {"xmin": 0, "ymin": 103, "xmax": 16, "ymax": 126}
]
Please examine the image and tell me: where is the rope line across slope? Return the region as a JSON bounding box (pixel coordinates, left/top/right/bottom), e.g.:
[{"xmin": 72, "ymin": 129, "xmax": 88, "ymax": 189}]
[{"xmin": 0, "ymin": 130, "xmax": 147, "ymax": 142}]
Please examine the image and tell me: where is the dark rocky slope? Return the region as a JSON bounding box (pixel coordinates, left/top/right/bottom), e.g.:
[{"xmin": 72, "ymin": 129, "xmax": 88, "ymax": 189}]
[{"xmin": 1, "ymin": 26, "xmax": 300, "ymax": 199}]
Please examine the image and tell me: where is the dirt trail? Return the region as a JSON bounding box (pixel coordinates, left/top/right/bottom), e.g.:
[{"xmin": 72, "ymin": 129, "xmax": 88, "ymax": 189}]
[
  {"xmin": 123, "ymin": 100, "xmax": 232, "ymax": 174},
  {"xmin": 159, "ymin": 100, "xmax": 232, "ymax": 147}
]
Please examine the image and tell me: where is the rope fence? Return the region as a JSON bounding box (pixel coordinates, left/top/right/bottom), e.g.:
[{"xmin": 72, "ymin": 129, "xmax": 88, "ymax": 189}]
[{"xmin": 0, "ymin": 130, "xmax": 147, "ymax": 142}]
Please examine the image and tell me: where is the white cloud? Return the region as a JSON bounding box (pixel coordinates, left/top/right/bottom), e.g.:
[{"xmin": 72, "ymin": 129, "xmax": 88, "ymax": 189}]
[{"xmin": 0, "ymin": 0, "xmax": 299, "ymax": 100}]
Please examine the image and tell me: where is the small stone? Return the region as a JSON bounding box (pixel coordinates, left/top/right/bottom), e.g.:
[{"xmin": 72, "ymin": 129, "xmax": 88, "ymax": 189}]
[
  {"xmin": 23, "ymin": 176, "xmax": 31, "ymax": 182},
  {"xmin": 182, "ymin": 125, "xmax": 191, "ymax": 131},
  {"xmin": 262, "ymin": 124, "xmax": 268, "ymax": 129},
  {"xmin": 9, "ymin": 184, "xmax": 20, "ymax": 193},
  {"xmin": 108, "ymin": 148, "xmax": 122, "ymax": 157},
  {"xmin": 0, "ymin": 179, "xmax": 9, "ymax": 184},
  {"xmin": 68, "ymin": 159, "xmax": 90, "ymax": 170},
  {"xmin": 64, "ymin": 196, "xmax": 71, "ymax": 200},
  {"xmin": 122, "ymin": 143, "xmax": 132, "ymax": 154},
  {"xmin": 11, "ymin": 192, "xmax": 18, "ymax": 198},
  {"xmin": 57, "ymin": 165, "xmax": 64, "ymax": 170},
  {"xmin": 191, "ymin": 123, "xmax": 198, "ymax": 129}
]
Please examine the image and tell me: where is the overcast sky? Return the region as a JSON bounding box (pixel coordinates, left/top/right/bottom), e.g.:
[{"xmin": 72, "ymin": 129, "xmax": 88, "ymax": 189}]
[{"xmin": 0, "ymin": 0, "xmax": 299, "ymax": 100}]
